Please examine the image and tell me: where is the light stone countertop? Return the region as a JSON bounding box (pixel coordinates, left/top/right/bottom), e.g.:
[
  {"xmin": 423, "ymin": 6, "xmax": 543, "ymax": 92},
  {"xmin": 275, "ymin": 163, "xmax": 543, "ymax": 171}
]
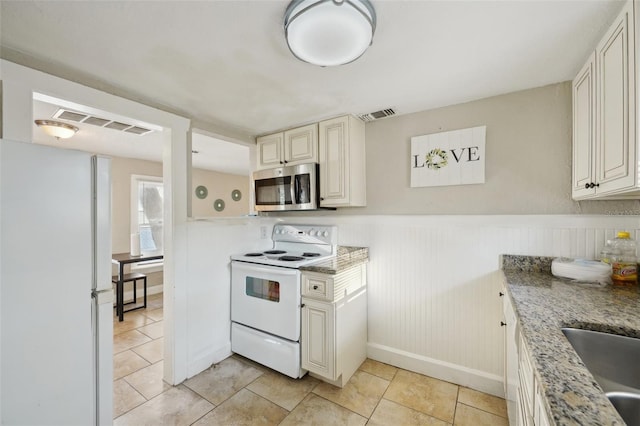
[
  {"xmin": 502, "ymin": 255, "xmax": 640, "ymax": 425},
  {"xmin": 300, "ymin": 246, "xmax": 368, "ymax": 275}
]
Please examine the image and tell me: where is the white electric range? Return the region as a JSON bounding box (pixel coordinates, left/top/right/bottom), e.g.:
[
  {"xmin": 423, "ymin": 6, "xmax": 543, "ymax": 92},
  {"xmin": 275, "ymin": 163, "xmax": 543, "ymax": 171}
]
[{"xmin": 230, "ymin": 224, "xmax": 337, "ymax": 378}]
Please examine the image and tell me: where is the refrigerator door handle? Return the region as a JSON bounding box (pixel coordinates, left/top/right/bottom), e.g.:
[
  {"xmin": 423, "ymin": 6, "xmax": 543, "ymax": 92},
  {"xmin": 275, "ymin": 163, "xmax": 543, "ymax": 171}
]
[
  {"xmin": 92, "ymin": 155, "xmax": 112, "ymax": 293},
  {"xmin": 92, "ymin": 289, "xmax": 113, "ymax": 425}
]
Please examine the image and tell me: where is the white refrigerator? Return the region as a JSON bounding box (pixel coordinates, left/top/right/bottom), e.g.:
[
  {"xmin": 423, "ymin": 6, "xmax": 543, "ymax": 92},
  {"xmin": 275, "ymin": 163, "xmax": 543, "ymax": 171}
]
[{"xmin": 0, "ymin": 139, "xmax": 113, "ymax": 425}]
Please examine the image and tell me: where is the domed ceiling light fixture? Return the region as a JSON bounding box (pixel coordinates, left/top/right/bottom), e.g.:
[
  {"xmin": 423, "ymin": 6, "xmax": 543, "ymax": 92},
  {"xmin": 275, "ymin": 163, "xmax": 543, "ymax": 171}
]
[
  {"xmin": 284, "ymin": 0, "xmax": 376, "ymax": 67},
  {"xmin": 34, "ymin": 120, "xmax": 79, "ymax": 140}
]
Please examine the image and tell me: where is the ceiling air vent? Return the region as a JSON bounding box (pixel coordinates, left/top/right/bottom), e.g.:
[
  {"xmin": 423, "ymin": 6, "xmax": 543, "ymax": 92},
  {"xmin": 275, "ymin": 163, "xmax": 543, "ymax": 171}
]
[
  {"xmin": 57, "ymin": 110, "xmax": 89, "ymax": 122},
  {"xmin": 105, "ymin": 121, "xmax": 130, "ymax": 131},
  {"xmin": 52, "ymin": 108, "xmax": 154, "ymax": 136},
  {"xmin": 358, "ymin": 108, "xmax": 396, "ymax": 122}
]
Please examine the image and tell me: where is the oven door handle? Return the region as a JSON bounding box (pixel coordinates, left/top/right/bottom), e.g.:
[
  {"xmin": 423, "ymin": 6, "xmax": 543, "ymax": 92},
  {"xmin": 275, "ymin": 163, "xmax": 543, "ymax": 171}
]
[{"xmin": 232, "ymin": 261, "xmax": 301, "ymax": 277}]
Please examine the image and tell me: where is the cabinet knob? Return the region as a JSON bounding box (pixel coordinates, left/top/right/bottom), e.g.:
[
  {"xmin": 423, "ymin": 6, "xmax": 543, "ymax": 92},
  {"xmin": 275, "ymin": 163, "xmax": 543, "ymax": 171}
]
[
  {"xmin": 499, "ymin": 291, "xmax": 504, "ymax": 297},
  {"xmin": 500, "ymin": 321, "xmax": 507, "ymax": 327},
  {"xmin": 279, "ymin": 161, "xmax": 284, "ymax": 164},
  {"xmin": 301, "ymin": 303, "xmax": 306, "ymax": 308},
  {"xmin": 313, "ymin": 285, "xmax": 318, "ymax": 290},
  {"xmin": 283, "ymin": 160, "xmax": 288, "ymax": 164},
  {"xmin": 320, "ymin": 197, "xmax": 325, "ymax": 201}
]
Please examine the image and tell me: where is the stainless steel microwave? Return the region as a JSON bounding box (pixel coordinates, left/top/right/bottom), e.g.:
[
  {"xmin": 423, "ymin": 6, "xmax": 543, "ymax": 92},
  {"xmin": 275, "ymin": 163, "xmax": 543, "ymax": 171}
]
[{"xmin": 253, "ymin": 163, "xmax": 319, "ymax": 211}]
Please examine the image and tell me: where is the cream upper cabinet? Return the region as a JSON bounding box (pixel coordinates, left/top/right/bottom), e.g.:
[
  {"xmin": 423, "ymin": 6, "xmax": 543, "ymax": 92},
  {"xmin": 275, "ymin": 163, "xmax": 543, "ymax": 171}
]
[
  {"xmin": 256, "ymin": 132, "xmax": 284, "ymax": 170},
  {"xmin": 284, "ymin": 124, "xmax": 318, "ymax": 165},
  {"xmin": 256, "ymin": 123, "xmax": 318, "ymax": 170},
  {"xmin": 572, "ymin": 0, "xmax": 638, "ymax": 199},
  {"xmin": 572, "ymin": 53, "xmax": 596, "ymax": 199},
  {"xmin": 318, "ymin": 115, "xmax": 366, "ymax": 207}
]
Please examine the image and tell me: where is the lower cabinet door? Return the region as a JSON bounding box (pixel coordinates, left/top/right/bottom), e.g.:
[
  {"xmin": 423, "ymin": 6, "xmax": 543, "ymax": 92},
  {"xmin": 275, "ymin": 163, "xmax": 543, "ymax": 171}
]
[{"xmin": 301, "ymin": 297, "xmax": 336, "ymax": 380}]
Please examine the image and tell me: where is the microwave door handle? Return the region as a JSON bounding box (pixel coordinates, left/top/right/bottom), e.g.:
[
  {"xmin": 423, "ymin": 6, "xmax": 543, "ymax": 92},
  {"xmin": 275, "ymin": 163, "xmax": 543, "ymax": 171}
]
[{"xmin": 292, "ymin": 175, "xmax": 298, "ymax": 204}]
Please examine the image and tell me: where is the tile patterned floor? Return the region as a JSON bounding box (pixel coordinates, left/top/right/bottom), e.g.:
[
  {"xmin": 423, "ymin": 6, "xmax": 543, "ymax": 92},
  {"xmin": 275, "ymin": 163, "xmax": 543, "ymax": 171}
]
[{"xmin": 113, "ymin": 294, "xmax": 508, "ymax": 425}]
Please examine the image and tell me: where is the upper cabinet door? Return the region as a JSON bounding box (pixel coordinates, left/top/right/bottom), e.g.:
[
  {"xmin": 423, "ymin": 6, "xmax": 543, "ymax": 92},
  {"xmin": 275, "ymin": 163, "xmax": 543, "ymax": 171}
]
[
  {"xmin": 595, "ymin": 0, "xmax": 635, "ymax": 193},
  {"xmin": 256, "ymin": 132, "xmax": 284, "ymax": 170},
  {"xmin": 318, "ymin": 115, "xmax": 366, "ymax": 207},
  {"xmin": 571, "ymin": 0, "xmax": 639, "ymax": 200},
  {"xmin": 319, "ymin": 116, "xmax": 349, "ymax": 205},
  {"xmin": 572, "ymin": 53, "xmax": 596, "ymax": 199},
  {"xmin": 284, "ymin": 123, "xmax": 318, "ymax": 165}
]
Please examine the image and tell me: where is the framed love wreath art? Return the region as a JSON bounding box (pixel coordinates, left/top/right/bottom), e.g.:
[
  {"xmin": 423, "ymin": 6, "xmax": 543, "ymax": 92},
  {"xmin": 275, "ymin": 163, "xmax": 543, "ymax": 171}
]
[{"xmin": 410, "ymin": 126, "xmax": 486, "ymax": 188}]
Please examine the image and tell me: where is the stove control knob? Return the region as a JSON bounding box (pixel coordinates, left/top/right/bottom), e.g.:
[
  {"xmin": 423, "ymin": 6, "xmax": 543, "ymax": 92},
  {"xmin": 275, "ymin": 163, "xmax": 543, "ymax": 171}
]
[
  {"xmin": 309, "ymin": 230, "xmax": 316, "ymax": 236},
  {"xmin": 322, "ymin": 231, "xmax": 329, "ymax": 237}
]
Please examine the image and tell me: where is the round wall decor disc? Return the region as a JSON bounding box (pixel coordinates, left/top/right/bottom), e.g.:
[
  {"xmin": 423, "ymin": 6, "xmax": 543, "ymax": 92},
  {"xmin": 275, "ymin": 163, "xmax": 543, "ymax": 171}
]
[
  {"xmin": 195, "ymin": 185, "xmax": 208, "ymax": 199},
  {"xmin": 214, "ymin": 199, "xmax": 225, "ymax": 212}
]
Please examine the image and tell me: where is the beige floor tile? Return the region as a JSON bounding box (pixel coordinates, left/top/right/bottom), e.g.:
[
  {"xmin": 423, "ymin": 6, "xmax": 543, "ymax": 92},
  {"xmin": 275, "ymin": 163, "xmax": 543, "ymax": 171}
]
[
  {"xmin": 454, "ymin": 402, "xmax": 509, "ymax": 426},
  {"xmin": 113, "ymin": 311, "xmax": 157, "ymax": 335},
  {"xmin": 192, "ymin": 388, "xmax": 288, "ymax": 425},
  {"xmin": 369, "ymin": 399, "xmax": 450, "ymax": 426},
  {"xmin": 114, "ymin": 350, "xmax": 150, "ymax": 380},
  {"xmin": 384, "ymin": 369, "xmax": 459, "ymax": 423},
  {"xmin": 144, "ymin": 307, "xmax": 163, "ymax": 321},
  {"xmin": 113, "ymin": 385, "xmax": 213, "ymax": 426},
  {"xmin": 124, "ymin": 361, "xmax": 170, "ymax": 400},
  {"xmin": 113, "ymin": 379, "xmax": 146, "ymax": 419},
  {"xmin": 358, "ymin": 358, "xmax": 398, "ymax": 381},
  {"xmin": 457, "ymin": 387, "xmax": 507, "ymax": 418},
  {"xmin": 247, "ymin": 370, "xmax": 320, "ymax": 410},
  {"xmin": 113, "ymin": 330, "xmax": 152, "ymax": 354},
  {"xmin": 231, "ymin": 353, "xmax": 272, "ymax": 374},
  {"xmin": 132, "ymin": 338, "xmax": 164, "ymax": 363},
  {"xmin": 279, "ymin": 393, "xmax": 367, "ymax": 426},
  {"xmin": 312, "ymin": 370, "xmax": 389, "ymax": 418},
  {"xmin": 184, "ymin": 357, "xmax": 263, "ymax": 405},
  {"xmin": 137, "ymin": 320, "xmax": 164, "ymax": 339}
]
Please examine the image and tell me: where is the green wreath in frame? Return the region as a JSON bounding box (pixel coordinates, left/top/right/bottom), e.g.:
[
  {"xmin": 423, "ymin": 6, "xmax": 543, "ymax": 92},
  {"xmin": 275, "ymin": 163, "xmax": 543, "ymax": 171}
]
[{"xmin": 425, "ymin": 148, "xmax": 448, "ymax": 170}]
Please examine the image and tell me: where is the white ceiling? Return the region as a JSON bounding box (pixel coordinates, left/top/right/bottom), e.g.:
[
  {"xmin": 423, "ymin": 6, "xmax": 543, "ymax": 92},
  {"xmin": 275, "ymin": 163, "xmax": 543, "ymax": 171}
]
[
  {"xmin": 1, "ymin": 0, "xmax": 625, "ymax": 165},
  {"xmin": 32, "ymin": 98, "xmax": 250, "ymax": 175}
]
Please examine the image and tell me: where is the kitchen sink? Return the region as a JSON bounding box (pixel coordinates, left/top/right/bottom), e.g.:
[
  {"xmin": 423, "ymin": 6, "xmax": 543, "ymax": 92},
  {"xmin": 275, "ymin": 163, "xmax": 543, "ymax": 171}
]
[
  {"xmin": 562, "ymin": 328, "xmax": 640, "ymax": 424},
  {"xmin": 607, "ymin": 392, "xmax": 640, "ymax": 425}
]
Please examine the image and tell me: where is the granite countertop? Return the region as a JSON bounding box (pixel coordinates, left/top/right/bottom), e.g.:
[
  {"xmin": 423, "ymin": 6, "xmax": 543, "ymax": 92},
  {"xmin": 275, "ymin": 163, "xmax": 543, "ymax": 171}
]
[
  {"xmin": 300, "ymin": 246, "xmax": 369, "ymax": 275},
  {"xmin": 502, "ymin": 255, "xmax": 640, "ymax": 425}
]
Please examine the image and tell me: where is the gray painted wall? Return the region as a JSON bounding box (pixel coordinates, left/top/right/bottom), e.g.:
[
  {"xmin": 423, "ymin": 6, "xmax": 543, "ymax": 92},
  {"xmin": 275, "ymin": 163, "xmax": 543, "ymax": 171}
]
[{"xmin": 282, "ymin": 81, "xmax": 638, "ymax": 217}]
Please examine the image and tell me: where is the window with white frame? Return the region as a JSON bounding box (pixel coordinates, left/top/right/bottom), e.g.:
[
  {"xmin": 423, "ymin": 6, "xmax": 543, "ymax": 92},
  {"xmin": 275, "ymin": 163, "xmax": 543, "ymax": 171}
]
[{"xmin": 131, "ymin": 175, "xmax": 164, "ymax": 268}]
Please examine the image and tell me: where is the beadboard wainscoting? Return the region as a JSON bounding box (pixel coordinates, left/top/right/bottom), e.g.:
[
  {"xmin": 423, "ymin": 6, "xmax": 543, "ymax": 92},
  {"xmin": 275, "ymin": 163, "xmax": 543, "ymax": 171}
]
[{"xmin": 183, "ymin": 215, "xmax": 640, "ymax": 396}]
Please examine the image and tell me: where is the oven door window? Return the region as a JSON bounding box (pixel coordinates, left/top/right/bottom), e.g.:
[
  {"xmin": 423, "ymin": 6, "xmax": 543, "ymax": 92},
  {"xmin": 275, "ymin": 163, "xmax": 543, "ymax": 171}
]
[
  {"xmin": 245, "ymin": 277, "xmax": 280, "ymax": 302},
  {"xmin": 255, "ymin": 176, "xmax": 292, "ymax": 206}
]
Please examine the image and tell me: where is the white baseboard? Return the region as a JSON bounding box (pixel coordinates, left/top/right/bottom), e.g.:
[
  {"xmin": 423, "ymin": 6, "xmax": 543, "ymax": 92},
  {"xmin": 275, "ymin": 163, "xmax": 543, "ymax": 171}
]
[
  {"xmin": 367, "ymin": 342, "xmax": 504, "ymax": 398},
  {"xmin": 186, "ymin": 343, "xmax": 232, "ymax": 379}
]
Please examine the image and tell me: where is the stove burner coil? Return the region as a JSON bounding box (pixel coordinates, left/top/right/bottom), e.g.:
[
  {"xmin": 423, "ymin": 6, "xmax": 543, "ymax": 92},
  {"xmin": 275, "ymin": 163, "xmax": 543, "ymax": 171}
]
[
  {"xmin": 264, "ymin": 250, "xmax": 287, "ymax": 255},
  {"xmin": 278, "ymin": 255, "xmax": 305, "ymax": 261},
  {"xmin": 302, "ymin": 252, "xmax": 321, "ymax": 257},
  {"xmin": 245, "ymin": 253, "xmax": 264, "ymax": 257}
]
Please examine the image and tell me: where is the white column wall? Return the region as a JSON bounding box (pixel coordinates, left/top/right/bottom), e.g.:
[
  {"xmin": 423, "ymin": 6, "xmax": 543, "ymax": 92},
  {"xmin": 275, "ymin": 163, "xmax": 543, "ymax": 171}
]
[{"xmin": 0, "ymin": 60, "xmax": 191, "ymax": 386}]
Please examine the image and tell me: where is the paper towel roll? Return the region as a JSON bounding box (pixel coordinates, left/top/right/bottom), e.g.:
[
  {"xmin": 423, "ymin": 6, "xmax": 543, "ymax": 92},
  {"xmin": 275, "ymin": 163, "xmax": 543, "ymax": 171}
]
[{"xmin": 130, "ymin": 233, "xmax": 141, "ymax": 256}]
